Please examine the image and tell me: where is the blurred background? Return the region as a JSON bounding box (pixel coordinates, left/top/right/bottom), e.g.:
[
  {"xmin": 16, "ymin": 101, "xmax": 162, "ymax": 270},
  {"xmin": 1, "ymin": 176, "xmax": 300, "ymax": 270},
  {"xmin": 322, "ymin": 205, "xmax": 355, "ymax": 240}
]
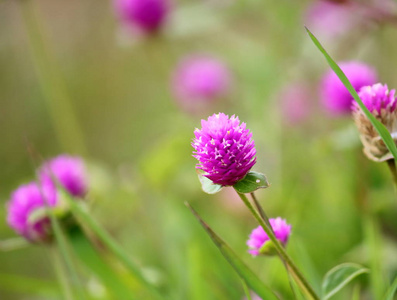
[{"xmin": 2, "ymin": 0, "xmax": 397, "ymax": 299}]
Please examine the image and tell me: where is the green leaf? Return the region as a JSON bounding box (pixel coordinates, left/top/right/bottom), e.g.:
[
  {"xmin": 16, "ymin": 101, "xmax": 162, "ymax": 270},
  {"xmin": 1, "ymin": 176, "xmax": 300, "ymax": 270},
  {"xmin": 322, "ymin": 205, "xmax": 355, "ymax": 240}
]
[
  {"xmin": 61, "ymin": 193, "xmax": 165, "ymax": 300},
  {"xmin": 186, "ymin": 202, "xmax": 280, "ymax": 300},
  {"xmin": 306, "ymin": 28, "xmax": 397, "ymax": 161},
  {"xmin": 383, "ymin": 276, "xmax": 397, "ymax": 300},
  {"xmin": 322, "ymin": 263, "xmax": 369, "ymax": 300},
  {"xmin": 68, "ymin": 226, "xmax": 136, "ymax": 300},
  {"xmin": 233, "ymin": 171, "xmax": 269, "ymax": 194},
  {"xmin": 198, "ymin": 173, "xmax": 223, "ymax": 194}
]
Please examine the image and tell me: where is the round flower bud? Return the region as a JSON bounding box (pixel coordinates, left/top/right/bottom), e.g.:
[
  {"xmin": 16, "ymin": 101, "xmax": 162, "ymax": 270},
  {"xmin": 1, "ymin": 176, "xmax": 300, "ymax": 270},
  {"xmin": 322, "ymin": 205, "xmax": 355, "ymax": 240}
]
[
  {"xmin": 114, "ymin": 0, "xmax": 169, "ymax": 34},
  {"xmin": 172, "ymin": 55, "xmax": 232, "ymax": 109},
  {"xmin": 6, "ymin": 181, "xmax": 57, "ymax": 242},
  {"xmin": 353, "ymin": 83, "xmax": 397, "ymax": 161},
  {"xmin": 39, "ymin": 155, "xmax": 88, "ymax": 198},
  {"xmin": 321, "ymin": 61, "xmax": 378, "ymax": 116},
  {"xmin": 247, "ymin": 218, "xmax": 291, "ymax": 256},
  {"xmin": 192, "ymin": 113, "xmax": 256, "ymax": 186}
]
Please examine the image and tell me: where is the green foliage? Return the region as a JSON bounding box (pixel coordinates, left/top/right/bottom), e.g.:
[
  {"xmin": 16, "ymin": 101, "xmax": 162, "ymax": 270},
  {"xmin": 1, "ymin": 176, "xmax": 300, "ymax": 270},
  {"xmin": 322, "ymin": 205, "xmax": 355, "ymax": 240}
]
[
  {"xmin": 321, "ymin": 263, "xmax": 369, "ymax": 300},
  {"xmin": 306, "ymin": 28, "xmax": 397, "ymax": 161},
  {"xmin": 233, "ymin": 171, "xmax": 269, "ymax": 194},
  {"xmin": 187, "ymin": 202, "xmax": 280, "ymax": 300},
  {"xmin": 383, "ymin": 277, "xmax": 397, "ymax": 300},
  {"xmin": 198, "ymin": 173, "xmax": 223, "ymax": 194}
]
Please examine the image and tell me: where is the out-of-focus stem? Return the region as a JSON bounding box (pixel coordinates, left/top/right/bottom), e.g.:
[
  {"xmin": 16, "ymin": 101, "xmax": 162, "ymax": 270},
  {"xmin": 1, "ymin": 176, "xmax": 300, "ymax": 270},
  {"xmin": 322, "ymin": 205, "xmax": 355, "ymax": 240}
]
[
  {"xmin": 236, "ymin": 192, "xmax": 320, "ymax": 300},
  {"xmin": 386, "ymin": 159, "xmax": 397, "ymax": 189},
  {"xmin": 63, "ymin": 195, "xmax": 165, "ymax": 300},
  {"xmin": 49, "ymin": 246, "xmax": 74, "ymax": 300},
  {"xmin": 19, "ymin": 0, "xmax": 87, "ymax": 155}
]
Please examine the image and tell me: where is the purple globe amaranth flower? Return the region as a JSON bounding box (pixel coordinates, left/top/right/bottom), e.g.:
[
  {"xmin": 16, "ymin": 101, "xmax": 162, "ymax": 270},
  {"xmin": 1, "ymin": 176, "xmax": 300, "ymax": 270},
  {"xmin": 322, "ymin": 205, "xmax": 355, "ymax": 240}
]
[
  {"xmin": 114, "ymin": 0, "xmax": 169, "ymax": 34},
  {"xmin": 247, "ymin": 217, "xmax": 291, "ymax": 256},
  {"xmin": 321, "ymin": 61, "xmax": 378, "ymax": 116},
  {"xmin": 6, "ymin": 181, "xmax": 57, "ymax": 242},
  {"xmin": 39, "ymin": 155, "xmax": 88, "ymax": 198},
  {"xmin": 172, "ymin": 55, "xmax": 232, "ymax": 109},
  {"xmin": 353, "ymin": 83, "xmax": 397, "ymax": 162},
  {"xmin": 192, "ymin": 113, "xmax": 256, "ymax": 186}
]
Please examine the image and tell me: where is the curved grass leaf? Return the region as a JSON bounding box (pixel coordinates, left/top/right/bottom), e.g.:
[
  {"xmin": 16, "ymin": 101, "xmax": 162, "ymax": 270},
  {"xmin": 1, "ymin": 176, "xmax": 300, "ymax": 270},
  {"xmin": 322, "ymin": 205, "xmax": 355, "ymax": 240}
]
[
  {"xmin": 233, "ymin": 172, "xmax": 269, "ymax": 194},
  {"xmin": 306, "ymin": 28, "xmax": 397, "ymax": 161},
  {"xmin": 68, "ymin": 226, "xmax": 136, "ymax": 300},
  {"xmin": 61, "ymin": 193, "xmax": 164, "ymax": 300},
  {"xmin": 383, "ymin": 276, "xmax": 397, "ymax": 300},
  {"xmin": 198, "ymin": 173, "xmax": 223, "ymax": 194},
  {"xmin": 186, "ymin": 202, "xmax": 280, "ymax": 300},
  {"xmin": 322, "ymin": 263, "xmax": 369, "ymax": 300}
]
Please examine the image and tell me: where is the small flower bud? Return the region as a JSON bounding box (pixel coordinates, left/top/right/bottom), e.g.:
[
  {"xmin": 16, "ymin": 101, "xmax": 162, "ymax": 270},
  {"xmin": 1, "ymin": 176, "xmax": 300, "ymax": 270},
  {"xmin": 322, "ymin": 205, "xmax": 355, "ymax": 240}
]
[{"xmin": 247, "ymin": 218, "xmax": 291, "ymax": 257}]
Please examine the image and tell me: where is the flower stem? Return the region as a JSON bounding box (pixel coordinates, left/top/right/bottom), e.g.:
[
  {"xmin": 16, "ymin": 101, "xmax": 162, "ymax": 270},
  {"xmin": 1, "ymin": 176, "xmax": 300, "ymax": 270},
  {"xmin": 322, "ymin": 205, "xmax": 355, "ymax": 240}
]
[
  {"xmin": 63, "ymin": 195, "xmax": 165, "ymax": 300},
  {"xmin": 386, "ymin": 159, "xmax": 397, "ymax": 189},
  {"xmin": 49, "ymin": 245, "xmax": 74, "ymax": 300},
  {"xmin": 19, "ymin": 0, "xmax": 87, "ymax": 155},
  {"xmin": 236, "ymin": 191, "xmax": 320, "ymax": 300},
  {"xmin": 241, "ymin": 280, "xmax": 252, "ymax": 300}
]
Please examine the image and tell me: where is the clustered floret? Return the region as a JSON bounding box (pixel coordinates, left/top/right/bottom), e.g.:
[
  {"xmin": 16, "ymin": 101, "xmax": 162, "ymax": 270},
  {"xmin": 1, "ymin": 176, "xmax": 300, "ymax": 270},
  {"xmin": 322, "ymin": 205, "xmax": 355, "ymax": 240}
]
[{"xmin": 192, "ymin": 113, "xmax": 256, "ymax": 186}]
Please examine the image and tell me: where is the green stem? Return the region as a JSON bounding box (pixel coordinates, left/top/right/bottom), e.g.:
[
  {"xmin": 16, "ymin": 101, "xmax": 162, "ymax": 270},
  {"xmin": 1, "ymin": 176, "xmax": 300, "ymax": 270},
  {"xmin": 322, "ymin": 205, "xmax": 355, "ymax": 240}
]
[
  {"xmin": 19, "ymin": 0, "xmax": 87, "ymax": 155},
  {"xmin": 49, "ymin": 246, "xmax": 74, "ymax": 300},
  {"xmin": 236, "ymin": 191, "xmax": 320, "ymax": 300},
  {"xmin": 46, "ymin": 199, "xmax": 86, "ymax": 300},
  {"xmin": 64, "ymin": 196, "xmax": 164, "ymax": 300},
  {"xmin": 241, "ymin": 280, "xmax": 252, "ymax": 300},
  {"xmin": 250, "ymin": 193, "xmax": 298, "ymax": 299},
  {"xmin": 387, "ymin": 159, "xmax": 397, "ymax": 189}
]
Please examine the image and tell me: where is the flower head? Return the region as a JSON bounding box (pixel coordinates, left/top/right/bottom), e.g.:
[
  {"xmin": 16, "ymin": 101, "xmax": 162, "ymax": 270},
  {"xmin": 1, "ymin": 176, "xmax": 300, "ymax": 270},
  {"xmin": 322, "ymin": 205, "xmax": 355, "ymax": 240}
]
[
  {"xmin": 6, "ymin": 181, "xmax": 57, "ymax": 242},
  {"xmin": 353, "ymin": 83, "xmax": 397, "ymax": 161},
  {"xmin": 39, "ymin": 155, "xmax": 88, "ymax": 198},
  {"xmin": 192, "ymin": 113, "xmax": 256, "ymax": 186},
  {"xmin": 247, "ymin": 218, "xmax": 291, "ymax": 256},
  {"xmin": 321, "ymin": 61, "xmax": 378, "ymax": 116},
  {"xmin": 172, "ymin": 55, "xmax": 231, "ymax": 107},
  {"xmin": 304, "ymin": 1, "xmax": 355, "ymax": 39},
  {"xmin": 114, "ymin": 0, "xmax": 169, "ymax": 34}
]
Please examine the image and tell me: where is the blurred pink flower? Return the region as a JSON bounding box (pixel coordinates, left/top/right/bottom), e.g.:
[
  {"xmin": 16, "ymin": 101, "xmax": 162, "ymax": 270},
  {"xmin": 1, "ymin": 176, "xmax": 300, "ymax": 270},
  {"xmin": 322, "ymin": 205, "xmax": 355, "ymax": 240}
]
[
  {"xmin": 247, "ymin": 218, "xmax": 291, "ymax": 256},
  {"xmin": 279, "ymin": 84, "xmax": 311, "ymax": 125},
  {"xmin": 39, "ymin": 155, "xmax": 88, "ymax": 198},
  {"xmin": 114, "ymin": 0, "xmax": 169, "ymax": 34},
  {"xmin": 321, "ymin": 61, "xmax": 378, "ymax": 116},
  {"xmin": 172, "ymin": 55, "xmax": 232, "ymax": 111},
  {"xmin": 7, "ymin": 181, "xmax": 57, "ymax": 242},
  {"xmin": 304, "ymin": 1, "xmax": 355, "ymax": 38}
]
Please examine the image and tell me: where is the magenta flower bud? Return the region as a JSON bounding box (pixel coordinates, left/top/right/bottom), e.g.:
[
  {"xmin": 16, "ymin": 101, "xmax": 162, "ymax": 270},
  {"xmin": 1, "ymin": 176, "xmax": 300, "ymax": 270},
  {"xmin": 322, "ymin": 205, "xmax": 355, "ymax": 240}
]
[
  {"xmin": 6, "ymin": 181, "xmax": 57, "ymax": 242},
  {"xmin": 247, "ymin": 218, "xmax": 291, "ymax": 256},
  {"xmin": 356, "ymin": 83, "xmax": 397, "ymax": 114},
  {"xmin": 321, "ymin": 61, "xmax": 378, "ymax": 116},
  {"xmin": 192, "ymin": 113, "xmax": 256, "ymax": 186},
  {"xmin": 353, "ymin": 83, "xmax": 397, "ymax": 161},
  {"xmin": 172, "ymin": 55, "xmax": 232, "ymax": 107},
  {"xmin": 114, "ymin": 0, "xmax": 169, "ymax": 34},
  {"xmin": 40, "ymin": 155, "xmax": 88, "ymax": 198}
]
